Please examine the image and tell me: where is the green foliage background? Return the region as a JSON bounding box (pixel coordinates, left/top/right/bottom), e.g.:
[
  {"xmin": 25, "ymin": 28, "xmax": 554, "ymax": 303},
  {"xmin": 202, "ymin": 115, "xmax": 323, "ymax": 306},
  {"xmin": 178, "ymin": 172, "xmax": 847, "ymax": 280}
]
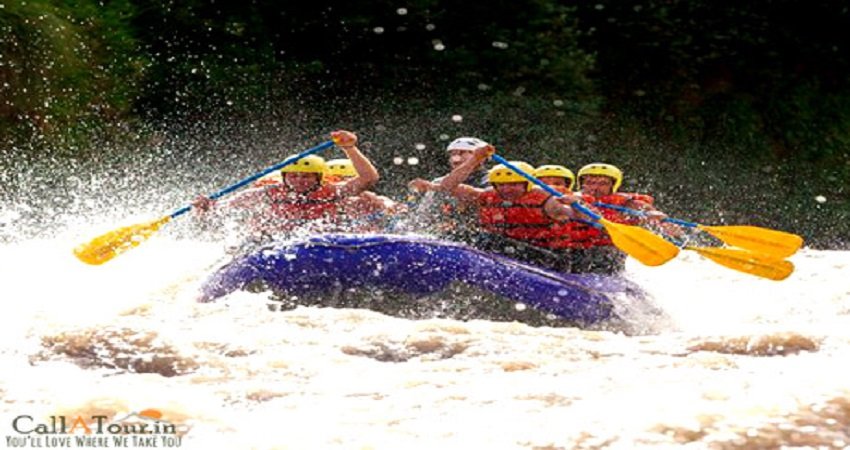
[{"xmin": 1, "ymin": 0, "xmax": 848, "ymax": 246}]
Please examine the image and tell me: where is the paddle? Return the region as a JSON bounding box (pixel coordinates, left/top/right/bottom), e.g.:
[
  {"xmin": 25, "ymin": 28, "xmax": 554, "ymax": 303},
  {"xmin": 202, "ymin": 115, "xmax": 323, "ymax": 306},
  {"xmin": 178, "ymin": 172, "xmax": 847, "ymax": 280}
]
[
  {"xmin": 595, "ymin": 202, "xmax": 803, "ymax": 257},
  {"xmin": 490, "ymin": 154, "xmax": 680, "ymax": 267},
  {"xmin": 73, "ymin": 140, "xmax": 335, "ymax": 265},
  {"xmin": 682, "ymin": 246, "xmax": 794, "ymax": 281},
  {"xmin": 593, "ymin": 202, "xmax": 795, "ymax": 280}
]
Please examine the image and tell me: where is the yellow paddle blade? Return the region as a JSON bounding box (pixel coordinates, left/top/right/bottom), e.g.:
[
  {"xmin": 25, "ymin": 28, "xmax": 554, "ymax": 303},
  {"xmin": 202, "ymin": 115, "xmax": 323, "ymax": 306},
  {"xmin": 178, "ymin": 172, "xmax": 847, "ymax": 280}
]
[
  {"xmin": 699, "ymin": 225, "xmax": 803, "ymax": 258},
  {"xmin": 599, "ymin": 218, "xmax": 680, "ymax": 266},
  {"xmin": 687, "ymin": 246, "xmax": 794, "ymax": 281},
  {"xmin": 73, "ymin": 216, "xmax": 171, "ymax": 265}
]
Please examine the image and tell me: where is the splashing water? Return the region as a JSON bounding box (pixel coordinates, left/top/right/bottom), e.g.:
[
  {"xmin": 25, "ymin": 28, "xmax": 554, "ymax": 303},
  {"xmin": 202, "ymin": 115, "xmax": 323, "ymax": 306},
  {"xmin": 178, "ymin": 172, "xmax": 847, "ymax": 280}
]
[
  {"xmin": 2, "ymin": 144, "xmax": 849, "ymax": 449},
  {"xmin": 3, "ymin": 231, "xmax": 849, "ymax": 448}
]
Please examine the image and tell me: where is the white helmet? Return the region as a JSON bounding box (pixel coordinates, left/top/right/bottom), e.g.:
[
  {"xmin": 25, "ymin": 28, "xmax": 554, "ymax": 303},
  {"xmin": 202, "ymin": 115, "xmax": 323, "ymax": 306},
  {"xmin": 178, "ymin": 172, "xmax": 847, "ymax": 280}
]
[{"xmin": 446, "ymin": 137, "xmax": 488, "ymax": 152}]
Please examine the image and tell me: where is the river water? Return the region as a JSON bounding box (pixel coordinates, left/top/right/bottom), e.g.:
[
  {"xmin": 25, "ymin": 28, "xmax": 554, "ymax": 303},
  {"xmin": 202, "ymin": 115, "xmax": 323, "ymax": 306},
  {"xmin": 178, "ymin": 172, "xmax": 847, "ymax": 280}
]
[{"xmin": 1, "ymin": 173, "xmax": 849, "ymax": 449}]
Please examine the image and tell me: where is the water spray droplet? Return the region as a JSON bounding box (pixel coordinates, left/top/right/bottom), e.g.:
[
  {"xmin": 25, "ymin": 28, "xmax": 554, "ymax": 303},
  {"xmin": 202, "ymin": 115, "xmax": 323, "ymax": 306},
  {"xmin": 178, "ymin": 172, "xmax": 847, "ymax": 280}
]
[
  {"xmin": 393, "ymin": 157, "xmax": 404, "ymax": 165},
  {"xmin": 407, "ymin": 157, "xmax": 420, "ymax": 165},
  {"xmin": 451, "ymin": 115, "xmax": 463, "ymax": 122},
  {"xmin": 396, "ymin": 8, "xmax": 408, "ymax": 15},
  {"xmin": 815, "ymin": 195, "xmax": 827, "ymax": 203},
  {"xmin": 373, "ymin": 27, "xmax": 385, "ymax": 34},
  {"xmin": 415, "ymin": 143, "xmax": 426, "ymax": 150}
]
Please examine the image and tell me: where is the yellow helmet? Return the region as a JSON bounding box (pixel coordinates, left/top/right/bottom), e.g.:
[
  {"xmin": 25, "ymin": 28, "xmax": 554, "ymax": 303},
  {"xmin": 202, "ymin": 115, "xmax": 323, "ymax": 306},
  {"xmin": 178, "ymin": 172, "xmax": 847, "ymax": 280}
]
[
  {"xmin": 325, "ymin": 158, "xmax": 357, "ymax": 179},
  {"xmin": 533, "ymin": 165, "xmax": 575, "ymax": 190},
  {"xmin": 578, "ymin": 163, "xmax": 623, "ymax": 192},
  {"xmin": 280, "ymin": 155, "xmax": 326, "ymax": 180},
  {"xmin": 487, "ymin": 161, "xmax": 535, "ymax": 190}
]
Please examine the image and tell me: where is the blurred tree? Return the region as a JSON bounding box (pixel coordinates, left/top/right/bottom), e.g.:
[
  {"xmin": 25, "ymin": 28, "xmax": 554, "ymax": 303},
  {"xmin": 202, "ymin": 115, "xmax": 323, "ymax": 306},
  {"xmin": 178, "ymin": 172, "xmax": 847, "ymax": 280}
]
[
  {"xmin": 129, "ymin": 0, "xmax": 594, "ymax": 113},
  {"xmin": 2, "ymin": 0, "xmax": 849, "ymax": 179},
  {"xmin": 574, "ymin": 0, "xmax": 850, "ymax": 167},
  {"xmin": 0, "ymin": 0, "xmax": 146, "ymax": 151}
]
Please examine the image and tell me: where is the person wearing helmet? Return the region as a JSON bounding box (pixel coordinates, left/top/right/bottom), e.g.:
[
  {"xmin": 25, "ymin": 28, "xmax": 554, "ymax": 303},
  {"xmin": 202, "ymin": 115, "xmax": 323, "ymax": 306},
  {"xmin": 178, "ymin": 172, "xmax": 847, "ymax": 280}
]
[
  {"xmin": 445, "ymin": 137, "xmax": 490, "ymax": 171},
  {"xmin": 192, "ymin": 130, "xmax": 379, "ymax": 240},
  {"xmin": 576, "ymin": 162, "xmax": 662, "ymax": 221},
  {"xmin": 408, "ymin": 137, "xmax": 490, "ymax": 193},
  {"xmin": 435, "ymin": 145, "xmax": 586, "ymax": 269},
  {"xmin": 531, "ymin": 163, "xmax": 613, "ymax": 269},
  {"xmin": 401, "ymin": 137, "xmax": 491, "ymax": 237},
  {"xmin": 276, "ymin": 154, "xmax": 330, "ymax": 194},
  {"xmin": 324, "ymin": 158, "xmax": 358, "ymax": 184},
  {"xmin": 578, "ymin": 163, "xmax": 623, "ymax": 198},
  {"xmin": 565, "ymin": 162, "xmax": 675, "ymax": 273},
  {"xmin": 533, "ymin": 165, "xmax": 575, "ymax": 193}
]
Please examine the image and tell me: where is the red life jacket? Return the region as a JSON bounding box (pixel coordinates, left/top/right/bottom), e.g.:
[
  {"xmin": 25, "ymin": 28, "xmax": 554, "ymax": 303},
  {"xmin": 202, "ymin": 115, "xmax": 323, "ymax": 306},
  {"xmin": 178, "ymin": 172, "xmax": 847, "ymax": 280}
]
[
  {"xmin": 261, "ymin": 184, "xmax": 342, "ymax": 233},
  {"xmin": 591, "ymin": 193, "xmax": 654, "ymax": 224},
  {"xmin": 571, "ymin": 192, "xmax": 655, "ymax": 248},
  {"xmin": 622, "ymin": 192, "xmax": 655, "ymax": 205},
  {"xmin": 542, "ymin": 186, "xmax": 612, "ymax": 249},
  {"xmin": 476, "ymin": 189, "xmax": 578, "ymax": 249}
]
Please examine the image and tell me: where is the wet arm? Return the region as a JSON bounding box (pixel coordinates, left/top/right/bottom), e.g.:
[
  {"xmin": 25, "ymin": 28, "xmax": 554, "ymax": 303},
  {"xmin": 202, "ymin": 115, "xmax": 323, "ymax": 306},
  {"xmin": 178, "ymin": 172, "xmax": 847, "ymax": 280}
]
[
  {"xmin": 332, "ymin": 132, "xmax": 380, "ymax": 198},
  {"xmin": 437, "ymin": 145, "xmax": 492, "ymax": 195}
]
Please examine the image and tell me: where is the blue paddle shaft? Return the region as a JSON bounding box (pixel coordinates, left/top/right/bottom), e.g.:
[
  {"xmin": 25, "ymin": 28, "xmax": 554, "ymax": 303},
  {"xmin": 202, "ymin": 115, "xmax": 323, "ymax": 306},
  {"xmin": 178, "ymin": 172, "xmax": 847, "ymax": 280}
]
[
  {"xmin": 490, "ymin": 154, "xmax": 603, "ymax": 221},
  {"xmin": 169, "ymin": 140, "xmax": 335, "ymax": 218},
  {"xmin": 594, "ymin": 202, "xmax": 697, "ymax": 228}
]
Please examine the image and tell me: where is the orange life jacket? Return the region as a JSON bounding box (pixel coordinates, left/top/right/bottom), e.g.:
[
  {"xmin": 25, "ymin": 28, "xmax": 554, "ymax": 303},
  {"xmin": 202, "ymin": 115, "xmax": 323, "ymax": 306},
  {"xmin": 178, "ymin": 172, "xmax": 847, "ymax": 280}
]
[{"xmin": 476, "ymin": 189, "xmax": 578, "ymax": 249}]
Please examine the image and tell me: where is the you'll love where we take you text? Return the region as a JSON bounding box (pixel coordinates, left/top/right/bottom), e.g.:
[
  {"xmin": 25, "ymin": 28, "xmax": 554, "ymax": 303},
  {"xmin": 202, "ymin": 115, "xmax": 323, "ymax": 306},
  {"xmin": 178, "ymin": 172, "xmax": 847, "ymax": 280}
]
[{"xmin": 6, "ymin": 434, "xmax": 182, "ymax": 448}]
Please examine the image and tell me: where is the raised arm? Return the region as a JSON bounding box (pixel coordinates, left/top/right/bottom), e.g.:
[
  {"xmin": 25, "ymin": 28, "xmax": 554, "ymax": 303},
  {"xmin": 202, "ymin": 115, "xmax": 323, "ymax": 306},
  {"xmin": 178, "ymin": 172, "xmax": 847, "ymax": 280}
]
[
  {"xmin": 329, "ymin": 130, "xmax": 380, "ymax": 198},
  {"xmin": 437, "ymin": 145, "xmax": 496, "ymax": 196},
  {"xmin": 408, "ymin": 178, "xmax": 439, "ymax": 193}
]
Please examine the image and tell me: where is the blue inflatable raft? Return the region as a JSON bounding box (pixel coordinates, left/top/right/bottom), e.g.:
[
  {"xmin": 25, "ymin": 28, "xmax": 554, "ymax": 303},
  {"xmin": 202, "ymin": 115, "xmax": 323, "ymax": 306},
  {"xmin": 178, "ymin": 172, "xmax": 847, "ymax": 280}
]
[{"xmin": 198, "ymin": 234, "xmax": 649, "ymax": 325}]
